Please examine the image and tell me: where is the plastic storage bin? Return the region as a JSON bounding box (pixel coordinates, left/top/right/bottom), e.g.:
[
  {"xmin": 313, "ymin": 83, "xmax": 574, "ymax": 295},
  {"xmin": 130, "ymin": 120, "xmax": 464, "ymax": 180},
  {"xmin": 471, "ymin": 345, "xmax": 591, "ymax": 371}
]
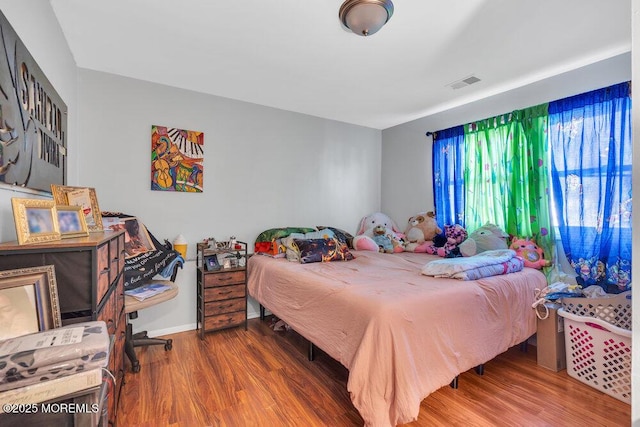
[{"xmin": 558, "ymin": 292, "xmax": 631, "ymax": 404}]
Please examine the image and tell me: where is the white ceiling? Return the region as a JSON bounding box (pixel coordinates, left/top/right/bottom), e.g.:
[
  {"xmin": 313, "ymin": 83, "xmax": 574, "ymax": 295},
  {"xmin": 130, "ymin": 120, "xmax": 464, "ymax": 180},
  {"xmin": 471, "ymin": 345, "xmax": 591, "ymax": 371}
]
[{"xmin": 49, "ymin": 0, "xmax": 631, "ymax": 130}]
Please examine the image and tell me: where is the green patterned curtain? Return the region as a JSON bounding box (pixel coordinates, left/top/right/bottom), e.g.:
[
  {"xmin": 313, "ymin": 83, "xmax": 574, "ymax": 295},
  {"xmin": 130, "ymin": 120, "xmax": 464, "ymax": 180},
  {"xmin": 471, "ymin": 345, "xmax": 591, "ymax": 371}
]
[{"xmin": 463, "ymin": 104, "xmax": 554, "ymax": 258}]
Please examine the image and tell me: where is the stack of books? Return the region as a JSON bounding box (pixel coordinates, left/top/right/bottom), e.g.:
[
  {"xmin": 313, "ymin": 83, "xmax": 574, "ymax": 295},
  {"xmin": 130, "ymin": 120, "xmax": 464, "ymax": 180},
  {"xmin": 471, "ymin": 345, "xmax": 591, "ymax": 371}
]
[{"xmin": 0, "ymin": 321, "xmax": 110, "ymax": 411}]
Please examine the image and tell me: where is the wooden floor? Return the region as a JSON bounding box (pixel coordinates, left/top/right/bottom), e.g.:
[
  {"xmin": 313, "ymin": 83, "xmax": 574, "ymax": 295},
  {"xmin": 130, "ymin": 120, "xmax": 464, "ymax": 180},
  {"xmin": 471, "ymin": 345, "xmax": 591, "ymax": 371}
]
[{"xmin": 117, "ymin": 318, "xmax": 631, "ymax": 426}]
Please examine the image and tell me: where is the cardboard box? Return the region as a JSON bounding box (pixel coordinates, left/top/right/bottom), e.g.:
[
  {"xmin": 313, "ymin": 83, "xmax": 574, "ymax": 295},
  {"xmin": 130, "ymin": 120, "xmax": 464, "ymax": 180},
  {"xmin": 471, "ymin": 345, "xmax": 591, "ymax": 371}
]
[{"xmin": 536, "ymin": 303, "xmax": 566, "ymax": 372}]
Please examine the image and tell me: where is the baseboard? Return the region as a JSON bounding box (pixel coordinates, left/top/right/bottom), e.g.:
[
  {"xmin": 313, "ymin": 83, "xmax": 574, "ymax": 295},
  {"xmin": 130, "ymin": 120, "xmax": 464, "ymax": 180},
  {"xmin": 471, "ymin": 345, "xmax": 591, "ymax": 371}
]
[
  {"xmin": 145, "ymin": 310, "xmax": 264, "ymax": 337},
  {"xmin": 146, "ymin": 323, "xmax": 197, "ymax": 337}
]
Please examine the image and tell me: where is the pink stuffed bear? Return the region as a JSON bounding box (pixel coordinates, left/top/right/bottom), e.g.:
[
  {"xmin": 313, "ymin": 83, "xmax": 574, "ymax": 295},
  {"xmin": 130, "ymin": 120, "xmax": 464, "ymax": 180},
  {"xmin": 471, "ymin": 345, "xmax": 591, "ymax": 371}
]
[
  {"xmin": 352, "ymin": 212, "xmax": 405, "ymax": 253},
  {"xmin": 510, "ymin": 237, "xmax": 551, "ymax": 269}
]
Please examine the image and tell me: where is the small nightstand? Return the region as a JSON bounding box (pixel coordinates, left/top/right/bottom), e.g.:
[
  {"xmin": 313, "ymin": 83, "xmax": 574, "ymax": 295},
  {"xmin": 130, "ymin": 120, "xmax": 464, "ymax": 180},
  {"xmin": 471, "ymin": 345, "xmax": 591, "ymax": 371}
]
[{"xmin": 196, "ymin": 241, "xmax": 248, "ymax": 339}]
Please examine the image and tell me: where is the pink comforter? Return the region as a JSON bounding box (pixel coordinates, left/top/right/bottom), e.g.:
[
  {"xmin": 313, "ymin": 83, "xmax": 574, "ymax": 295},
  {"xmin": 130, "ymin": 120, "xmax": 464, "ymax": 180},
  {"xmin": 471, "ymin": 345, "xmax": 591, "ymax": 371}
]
[{"xmin": 247, "ymin": 250, "xmax": 545, "ymax": 426}]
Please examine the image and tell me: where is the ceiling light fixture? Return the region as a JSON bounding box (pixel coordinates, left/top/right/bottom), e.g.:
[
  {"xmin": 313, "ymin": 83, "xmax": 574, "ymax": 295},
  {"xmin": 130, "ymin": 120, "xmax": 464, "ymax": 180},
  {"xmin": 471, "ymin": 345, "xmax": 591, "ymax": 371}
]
[{"xmin": 339, "ymin": 0, "xmax": 394, "ymax": 37}]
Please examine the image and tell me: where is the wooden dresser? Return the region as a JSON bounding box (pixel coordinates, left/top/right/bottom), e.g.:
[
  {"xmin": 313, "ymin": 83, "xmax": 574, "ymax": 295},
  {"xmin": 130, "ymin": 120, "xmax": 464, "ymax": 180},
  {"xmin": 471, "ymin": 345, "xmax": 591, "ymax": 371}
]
[{"xmin": 0, "ymin": 231, "xmax": 126, "ymax": 426}]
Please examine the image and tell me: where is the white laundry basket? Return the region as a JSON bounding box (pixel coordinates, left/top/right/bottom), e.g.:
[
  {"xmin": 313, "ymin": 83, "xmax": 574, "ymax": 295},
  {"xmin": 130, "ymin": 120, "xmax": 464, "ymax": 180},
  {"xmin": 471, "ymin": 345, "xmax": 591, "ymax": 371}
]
[{"xmin": 558, "ymin": 292, "xmax": 631, "ymax": 404}]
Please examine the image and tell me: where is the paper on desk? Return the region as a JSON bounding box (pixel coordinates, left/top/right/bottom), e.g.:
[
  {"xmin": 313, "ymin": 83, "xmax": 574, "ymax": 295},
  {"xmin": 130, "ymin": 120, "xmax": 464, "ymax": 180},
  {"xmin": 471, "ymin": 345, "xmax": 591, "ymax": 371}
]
[
  {"xmin": 0, "ymin": 326, "xmax": 84, "ymax": 356},
  {"xmin": 125, "ymin": 283, "xmax": 172, "ymax": 301}
]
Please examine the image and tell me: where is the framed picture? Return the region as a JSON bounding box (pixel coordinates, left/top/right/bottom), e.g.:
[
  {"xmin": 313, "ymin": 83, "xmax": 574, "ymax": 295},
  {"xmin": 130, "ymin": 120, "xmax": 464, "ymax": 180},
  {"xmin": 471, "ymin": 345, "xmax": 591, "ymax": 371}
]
[
  {"xmin": 217, "ymin": 252, "xmax": 237, "ymax": 269},
  {"xmin": 122, "ymin": 217, "xmax": 156, "ymax": 258},
  {"xmin": 101, "ymin": 216, "xmax": 155, "ymax": 259},
  {"xmin": 204, "ymin": 255, "xmax": 220, "ymax": 271},
  {"xmin": 11, "ymin": 198, "xmax": 61, "ymax": 245},
  {"xmin": 102, "ymin": 216, "xmax": 124, "ymax": 231},
  {"xmin": 0, "ymin": 265, "xmax": 62, "ymax": 341},
  {"xmin": 50, "ymin": 185, "xmax": 104, "ymax": 232},
  {"xmin": 57, "ymin": 205, "xmax": 90, "ymax": 239}
]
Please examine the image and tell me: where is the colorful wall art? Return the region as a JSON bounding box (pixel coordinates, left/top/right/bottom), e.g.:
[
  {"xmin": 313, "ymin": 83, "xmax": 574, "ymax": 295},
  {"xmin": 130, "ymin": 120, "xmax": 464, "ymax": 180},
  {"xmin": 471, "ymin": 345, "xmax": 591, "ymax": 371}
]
[{"xmin": 151, "ymin": 125, "xmax": 204, "ymax": 192}]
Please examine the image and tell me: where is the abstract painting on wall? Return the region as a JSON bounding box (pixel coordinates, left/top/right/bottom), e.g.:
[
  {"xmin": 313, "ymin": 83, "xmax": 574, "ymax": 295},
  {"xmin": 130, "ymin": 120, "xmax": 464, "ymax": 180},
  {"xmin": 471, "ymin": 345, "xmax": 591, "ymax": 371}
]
[{"xmin": 151, "ymin": 125, "xmax": 204, "ymax": 192}]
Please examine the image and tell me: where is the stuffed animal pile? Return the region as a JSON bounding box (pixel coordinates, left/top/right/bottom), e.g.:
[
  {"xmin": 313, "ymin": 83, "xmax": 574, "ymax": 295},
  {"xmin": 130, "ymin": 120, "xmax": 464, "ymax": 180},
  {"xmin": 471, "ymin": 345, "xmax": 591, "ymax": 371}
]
[
  {"xmin": 403, "ymin": 211, "xmax": 442, "ymax": 252},
  {"xmin": 352, "ymin": 214, "xmax": 540, "ymax": 265},
  {"xmin": 352, "ymin": 212, "xmax": 404, "ymax": 253}
]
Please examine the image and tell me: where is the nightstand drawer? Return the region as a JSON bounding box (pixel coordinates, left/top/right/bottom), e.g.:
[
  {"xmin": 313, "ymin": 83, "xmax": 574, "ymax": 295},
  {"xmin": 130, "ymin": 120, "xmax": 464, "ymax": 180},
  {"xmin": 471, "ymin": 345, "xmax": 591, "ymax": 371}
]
[
  {"xmin": 204, "ymin": 311, "xmax": 245, "ymax": 330},
  {"xmin": 204, "ymin": 270, "xmax": 244, "ymax": 287},
  {"xmin": 204, "ymin": 284, "xmax": 245, "ymax": 301},
  {"xmin": 204, "ymin": 297, "xmax": 245, "ymax": 314}
]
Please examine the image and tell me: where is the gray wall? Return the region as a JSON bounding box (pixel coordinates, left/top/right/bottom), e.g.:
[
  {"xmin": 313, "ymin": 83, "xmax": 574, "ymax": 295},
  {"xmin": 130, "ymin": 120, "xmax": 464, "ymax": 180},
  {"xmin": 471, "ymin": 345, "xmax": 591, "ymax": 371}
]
[
  {"xmin": 0, "ymin": 1, "xmax": 78, "ymax": 239},
  {"xmin": 1, "ymin": 3, "xmax": 639, "ymax": 418},
  {"xmin": 76, "ymin": 69, "xmax": 380, "ymax": 258},
  {"xmin": 381, "ymin": 50, "xmax": 636, "ymax": 422},
  {"xmin": 381, "ymin": 53, "xmax": 631, "ymax": 228},
  {"xmin": 75, "ymin": 69, "xmax": 381, "ymax": 332},
  {"xmin": 0, "ymin": 2, "xmax": 382, "ymax": 334}
]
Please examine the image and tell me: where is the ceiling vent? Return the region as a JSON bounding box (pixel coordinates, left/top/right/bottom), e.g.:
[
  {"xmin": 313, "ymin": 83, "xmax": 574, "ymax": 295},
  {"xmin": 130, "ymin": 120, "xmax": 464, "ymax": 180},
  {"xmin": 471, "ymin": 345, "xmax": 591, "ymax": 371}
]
[{"xmin": 448, "ymin": 75, "xmax": 481, "ymax": 90}]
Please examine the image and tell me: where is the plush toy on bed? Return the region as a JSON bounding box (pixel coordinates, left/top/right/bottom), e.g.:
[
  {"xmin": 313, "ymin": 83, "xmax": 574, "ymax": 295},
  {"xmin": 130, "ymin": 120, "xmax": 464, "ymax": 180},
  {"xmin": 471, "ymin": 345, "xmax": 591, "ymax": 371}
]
[
  {"xmin": 403, "ymin": 211, "xmax": 442, "ymax": 252},
  {"xmin": 352, "ymin": 212, "xmax": 405, "ymax": 253},
  {"xmin": 458, "ymin": 223, "xmax": 509, "ymax": 257},
  {"xmin": 510, "ymin": 237, "xmax": 551, "ymax": 269},
  {"xmin": 372, "ymin": 225, "xmax": 394, "ymax": 253},
  {"xmin": 425, "ymin": 224, "xmax": 467, "ymax": 257}
]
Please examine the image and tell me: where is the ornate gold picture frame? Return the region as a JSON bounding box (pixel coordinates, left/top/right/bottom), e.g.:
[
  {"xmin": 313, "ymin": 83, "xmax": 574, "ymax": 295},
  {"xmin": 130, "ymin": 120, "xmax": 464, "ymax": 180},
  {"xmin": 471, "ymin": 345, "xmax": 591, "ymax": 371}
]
[
  {"xmin": 51, "ymin": 185, "xmax": 103, "ymax": 232},
  {"xmin": 57, "ymin": 205, "xmax": 90, "ymax": 239},
  {"xmin": 0, "ymin": 265, "xmax": 62, "ymax": 340},
  {"xmin": 11, "ymin": 198, "xmax": 61, "ymax": 245}
]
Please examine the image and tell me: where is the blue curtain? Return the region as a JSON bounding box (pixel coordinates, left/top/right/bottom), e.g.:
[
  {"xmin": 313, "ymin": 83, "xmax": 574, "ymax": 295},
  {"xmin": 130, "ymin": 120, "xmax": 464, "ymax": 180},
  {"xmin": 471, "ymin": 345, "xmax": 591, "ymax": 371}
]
[
  {"xmin": 549, "ymin": 82, "xmax": 632, "ymax": 292},
  {"xmin": 432, "ymin": 126, "xmax": 465, "ymax": 227}
]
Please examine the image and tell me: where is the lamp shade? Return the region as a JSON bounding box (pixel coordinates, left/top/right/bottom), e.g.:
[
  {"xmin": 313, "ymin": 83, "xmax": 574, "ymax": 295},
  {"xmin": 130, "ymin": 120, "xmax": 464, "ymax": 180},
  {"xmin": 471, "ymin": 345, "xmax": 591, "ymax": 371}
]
[{"xmin": 339, "ymin": 0, "xmax": 394, "ymax": 36}]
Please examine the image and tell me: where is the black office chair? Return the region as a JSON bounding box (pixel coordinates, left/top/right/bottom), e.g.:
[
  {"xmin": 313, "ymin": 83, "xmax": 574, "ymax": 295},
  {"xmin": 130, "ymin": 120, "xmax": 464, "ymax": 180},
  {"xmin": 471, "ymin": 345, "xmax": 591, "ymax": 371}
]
[
  {"xmin": 103, "ymin": 213, "xmax": 184, "ymax": 373},
  {"xmin": 124, "ymin": 264, "xmax": 180, "ymax": 373}
]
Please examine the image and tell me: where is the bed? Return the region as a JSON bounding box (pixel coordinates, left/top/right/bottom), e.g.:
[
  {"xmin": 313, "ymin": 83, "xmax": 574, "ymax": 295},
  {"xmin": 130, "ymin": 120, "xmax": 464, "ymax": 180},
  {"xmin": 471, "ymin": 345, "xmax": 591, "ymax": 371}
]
[{"xmin": 247, "ymin": 249, "xmax": 546, "ymax": 426}]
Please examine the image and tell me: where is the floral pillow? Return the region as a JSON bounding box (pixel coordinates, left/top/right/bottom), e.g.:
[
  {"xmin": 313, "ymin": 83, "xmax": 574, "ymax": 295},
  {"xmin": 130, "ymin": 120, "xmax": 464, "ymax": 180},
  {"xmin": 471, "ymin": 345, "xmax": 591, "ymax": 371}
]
[
  {"xmin": 281, "ymin": 233, "xmax": 305, "ymax": 262},
  {"xmin": 294, "ymin": 237, "xmax": 355, "ymax": 264},
  {"xmin": 316, "ymin": 226, "xmax": 354, "ymax": 248},
  {"xmin": 254, "ymin": 227, "xmax": 316, "ymax": 254},
  {"xmin": 282, "ymin": 229, "xmax": 336, "ymax": 262}
]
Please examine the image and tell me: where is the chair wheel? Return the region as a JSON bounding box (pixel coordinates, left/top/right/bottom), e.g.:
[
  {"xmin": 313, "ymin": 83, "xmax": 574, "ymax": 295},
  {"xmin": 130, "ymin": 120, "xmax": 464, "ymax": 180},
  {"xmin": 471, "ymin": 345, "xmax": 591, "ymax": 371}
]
[
  {"xmin": 132, "ymin": 362, "xmax": 141, "ymax": 373},
  {"xmin": 165, "ymin": 339, "xmax": 173, "ymax": 351}
]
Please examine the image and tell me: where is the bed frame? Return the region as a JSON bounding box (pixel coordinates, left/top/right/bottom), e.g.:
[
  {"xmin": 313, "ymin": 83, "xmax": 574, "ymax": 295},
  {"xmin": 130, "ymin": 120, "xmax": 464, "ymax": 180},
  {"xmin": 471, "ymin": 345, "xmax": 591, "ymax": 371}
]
[{"xmin": 259, "ymin": 303, "xmax": 530, "ymax": 389}]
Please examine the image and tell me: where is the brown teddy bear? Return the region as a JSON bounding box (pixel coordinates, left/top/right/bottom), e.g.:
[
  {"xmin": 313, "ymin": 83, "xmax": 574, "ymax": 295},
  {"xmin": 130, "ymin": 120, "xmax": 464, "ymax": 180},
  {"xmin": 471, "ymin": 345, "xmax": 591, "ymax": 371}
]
[
  {"xmin": 404, "ymin": 211, "xmax": 442, "ymax": 252},
  {"xmin": 372, "ymin": 224, "xmax": 394, "ymax": 253}
]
